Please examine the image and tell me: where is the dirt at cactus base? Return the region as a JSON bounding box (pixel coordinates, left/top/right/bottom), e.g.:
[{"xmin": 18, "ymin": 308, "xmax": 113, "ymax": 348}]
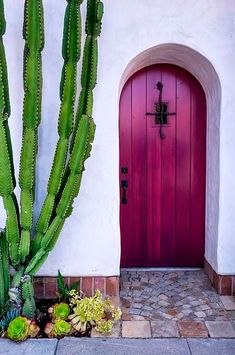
[{"xmin": 35, "ymin": 299, "xmax": 91, "ymax": 338}]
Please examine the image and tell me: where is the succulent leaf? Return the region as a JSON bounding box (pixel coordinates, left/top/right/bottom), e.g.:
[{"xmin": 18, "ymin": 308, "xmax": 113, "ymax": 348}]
[{"xmin": 0, "ymin": 308, "xmax": 20, "ymax": 331}]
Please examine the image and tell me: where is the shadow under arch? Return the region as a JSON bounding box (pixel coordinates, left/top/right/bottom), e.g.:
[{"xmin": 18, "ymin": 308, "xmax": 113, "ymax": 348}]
[{"xmin": 119, "ymin": 43, "xmax": 221, "ymax": 271}]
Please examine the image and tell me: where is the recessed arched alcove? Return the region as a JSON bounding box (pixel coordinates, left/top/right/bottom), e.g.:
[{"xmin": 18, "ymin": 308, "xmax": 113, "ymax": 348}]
[{"xmin": 119, "ymin": 43, "xmax": 221, "ymax": 272}]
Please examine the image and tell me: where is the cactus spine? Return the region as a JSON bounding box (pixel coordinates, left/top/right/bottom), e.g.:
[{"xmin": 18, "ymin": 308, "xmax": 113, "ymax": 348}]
[{"xmin": 0, "ymin": 0, "xmax": 103, "ymax": 319}]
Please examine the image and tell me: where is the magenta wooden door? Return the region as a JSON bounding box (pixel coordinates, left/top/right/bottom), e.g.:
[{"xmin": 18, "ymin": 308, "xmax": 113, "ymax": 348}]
[{"xmin": 120, "ymin": 64, "xmax": 206, "ymax": 267}]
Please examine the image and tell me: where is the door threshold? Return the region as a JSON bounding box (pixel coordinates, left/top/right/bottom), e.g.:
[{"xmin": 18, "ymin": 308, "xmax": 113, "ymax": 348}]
[{"xmin": 121, "ymin": 267, "xmax": 202, "ymax": 272}]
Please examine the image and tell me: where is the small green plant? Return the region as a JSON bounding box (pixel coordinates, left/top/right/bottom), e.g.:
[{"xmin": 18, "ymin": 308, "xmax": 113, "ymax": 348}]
[
  {"xmin": 45, "ymin": 319, "xmax": 72, "ymax": 338},
  {"xmin": 0, "ymin": 308, "xmax": 20, "ymax": 332},
  {"xmin": 6, "ymin": 316, "xmax": 39, "ymax": 341},
  {"xmin": 53, "ymin": 319, "xmax": 72, "ymax": 337},
  {"xmin": 48, "ymin": 302, "xmax": 70, "ymax": 321},
  {"xmin": 57, "ymin": 270, "xmax": 80, "ymax": 302}
]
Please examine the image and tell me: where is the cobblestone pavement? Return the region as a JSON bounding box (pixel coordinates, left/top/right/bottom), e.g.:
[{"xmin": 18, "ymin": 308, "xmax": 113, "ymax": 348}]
[{"xmin": 120, "ymin": 269, "xmax": 235, "ymax": 323}]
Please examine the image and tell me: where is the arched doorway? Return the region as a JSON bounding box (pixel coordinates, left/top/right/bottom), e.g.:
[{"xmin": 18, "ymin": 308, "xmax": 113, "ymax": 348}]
[{"xmin": 120, "ymin": 64, "xmax": 206, "ymax": 267}]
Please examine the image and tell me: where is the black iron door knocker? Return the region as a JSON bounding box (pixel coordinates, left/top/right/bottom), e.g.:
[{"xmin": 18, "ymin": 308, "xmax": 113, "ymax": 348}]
[{"xmin": 146, "ymin": 81, "xmax": 176, "ymax": 139}]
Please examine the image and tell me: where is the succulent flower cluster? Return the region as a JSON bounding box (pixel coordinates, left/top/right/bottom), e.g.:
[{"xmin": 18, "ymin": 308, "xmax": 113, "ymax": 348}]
[{"xmin": 68, "ymin": 290, "xmax": 121, "ymax": 334}]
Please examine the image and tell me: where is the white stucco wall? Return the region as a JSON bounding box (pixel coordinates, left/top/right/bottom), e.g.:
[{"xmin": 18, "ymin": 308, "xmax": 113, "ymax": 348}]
[{"xmin": 1, "ymin": 0, "xmax": 235, "ymax": 276}]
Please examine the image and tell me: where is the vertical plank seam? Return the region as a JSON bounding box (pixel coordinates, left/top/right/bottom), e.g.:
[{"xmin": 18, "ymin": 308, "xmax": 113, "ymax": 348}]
[
  {"xmin": 189, "ymin": 80, "xmax": 192, "ymax": 265},
  {"xmin": 175, "ymin": 69, "xmax": 178, "ymax": 266},
  {"xmin": 130, "ymin": 78, "xmax": 133, "ymax": 264},
  {"xmin": 145, "ymin": 70, "xmax": 148, "ymax": 263}
]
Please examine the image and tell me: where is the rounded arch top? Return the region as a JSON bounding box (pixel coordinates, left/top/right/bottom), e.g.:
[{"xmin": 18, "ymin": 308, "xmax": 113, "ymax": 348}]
[{"xmin": 119, "ymin": 43, "xmax": 221, "ymax": 105}]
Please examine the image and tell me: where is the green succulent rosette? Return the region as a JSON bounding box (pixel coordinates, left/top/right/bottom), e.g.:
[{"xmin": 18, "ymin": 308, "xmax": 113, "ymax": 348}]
[
  {"xmin": 54, "ymin": 320, "xmax": 72, "ymax": 337},
  {"xmin": 49, "ymin": 302, "xmax": 70, "ymax": 320},
  {"xmin": 6, "ymin": 317, "xmax": 29, "ymax": 342}
]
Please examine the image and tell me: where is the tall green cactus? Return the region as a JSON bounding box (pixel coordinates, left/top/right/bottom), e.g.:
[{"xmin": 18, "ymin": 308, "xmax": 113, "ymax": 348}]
[
  {"xmin": 32, "ymin": 0, "xmax": 83, "ymax": 255},
  {"xmin": 0, "ymin": 0, "xmax": 20, "ymax": 268},
  {"xmin": 0, "ymin": 0, "xmax": 103, "ymax": 318},
  {"xmin": 18, "ymin": 0, "xmax": 44, "ymax": 263}
]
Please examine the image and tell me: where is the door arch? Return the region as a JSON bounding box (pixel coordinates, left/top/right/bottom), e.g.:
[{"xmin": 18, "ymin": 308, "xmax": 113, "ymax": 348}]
[{"xmin": 120, "ymin": 64, "xmax": 206, "ymax": 267}]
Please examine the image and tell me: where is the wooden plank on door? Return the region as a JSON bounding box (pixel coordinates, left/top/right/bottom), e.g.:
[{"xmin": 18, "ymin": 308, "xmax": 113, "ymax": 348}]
[
  {"xmin": 120, "ymin": 79, "xmax": 132, "ymax": 267},
  {"xmin": 146, "ymin": 66, "xmax": 162, "ymax": 265},
  {"xmin": 175, "ymin": 70, "xmax": 191, "ymax": 266},
  {"xmin": 190, "ymin": 80, "xmax": 206, "ymax": 266},
  {"xmin": 131, "ymin": 70, "xmax": 147, "ymax": 265},
  {"xmin": 160, "ymin": 65, "xmax": 177, "ymax": 266}
]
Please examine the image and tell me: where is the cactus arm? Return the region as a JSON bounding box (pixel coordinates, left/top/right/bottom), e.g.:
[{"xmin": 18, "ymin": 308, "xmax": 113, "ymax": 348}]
[
  {"xmin": 32, "ymin": 0, "xmax": 83, "ymax": 255},
  {"xmin": 21, "ymin": 276, "xmax": 36, "ymax": 319},
  {"xmin": 18, "ymin": 0, "xmax": 44, "ymax": 263},
  {"xmin": 0, "ymin": 237, "xmax": 6, "ymax": 310},
  {"xmin": 28, "ymin": 113, "xmax": 95, "ymax": 273},
  {"xmin": 28, "ymin": 0, "xmax": 103, "ymax": 271},
  {"xmin": 0, "ymin": 4, "xmax": 20, "ymax": 266},
  {"xmin": 0, "ymin": 0, "xmax": 6, "ymax": 36},
  {"xmin": 70, "ymin": 0, "xmax": 103, "ymax": 149},
  {"xmin": 0, "ymin": 230, "xmax": 10, "ymax": 310}
]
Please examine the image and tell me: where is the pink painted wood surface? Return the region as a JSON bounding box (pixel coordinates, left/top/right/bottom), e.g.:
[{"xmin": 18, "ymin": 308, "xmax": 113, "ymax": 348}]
[{"xmin": 120, "ymin": 64, "xmax": 206, "ymax": 267}]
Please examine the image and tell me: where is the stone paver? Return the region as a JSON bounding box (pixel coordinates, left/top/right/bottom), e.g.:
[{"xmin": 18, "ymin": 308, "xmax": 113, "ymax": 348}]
[
  {"xmin": 219, "ymin": 296, "xmax": 235, "ymax": 310},
  {"xmin": 188, "ymin": 339, "xmax": 235, "ymax": 355},
  {"xmin": 120, "ymin": 270, "xmax": 233, "ymax": 322},
  {"xmin": 151, "ymin": 320, "xmax": 179, "ymax": 338},
  {"xmin": 205, "ymin": 321, "xmax": 235, "ymax": 338},
  {"xmin": 122, "ymin": 320, "xmax": 151, "ymax": 338},
  {"xmin": 91, "ymin": 321, "xmax": 121, "ymax": 338},
  {"xmin": 57, "ymin": 338, "xmax": 191, "ymax": 355},
  {"xmin": 0, "ymin": 339, "xmax": 58, "ymax": 355},
  {"xmin": 178, "ymin": 321, "xmax": 208, "ymax": 338}
]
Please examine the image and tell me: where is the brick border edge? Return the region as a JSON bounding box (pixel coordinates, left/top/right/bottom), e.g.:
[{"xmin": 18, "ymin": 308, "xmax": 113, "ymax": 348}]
[
  {"xmin": 33, "ymin": 276, "xmax": 120, "ymax": 299},
  {"xmin": 204, "ymin": 259, "xmax": 235, "ymax": 295}
]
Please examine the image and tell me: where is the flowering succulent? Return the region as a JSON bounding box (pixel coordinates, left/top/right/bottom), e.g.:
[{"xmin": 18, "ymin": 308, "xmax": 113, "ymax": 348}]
[
  {"xmin": 68, "ymin": 290, "xmax": 121, "ymax": 334},
  {"xmin": 6, "ymin": 316, "xmax": 39, "ymax": 342},
  {"xmin": 95, "ymin": 319, "xmax": 113, "ymax": 333},
  {"xmin": 68, "ymin": 289, "xmax": 81, "ymax": 308},
  {"xmin": 48, "ymin": 303, "xmax": 70, "ymax": 321}
]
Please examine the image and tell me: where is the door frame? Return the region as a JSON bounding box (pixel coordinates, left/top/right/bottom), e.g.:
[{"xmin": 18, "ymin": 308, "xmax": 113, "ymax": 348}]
[{"xmin": 118, "ymin": 43, "xmax": 221, "ymax": 270}]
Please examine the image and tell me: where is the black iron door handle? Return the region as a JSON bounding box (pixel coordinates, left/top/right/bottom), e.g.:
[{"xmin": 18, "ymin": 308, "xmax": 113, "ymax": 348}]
[{"xmin": 121, "ymin": 180, "xmax": 128, "ymax": 204}]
